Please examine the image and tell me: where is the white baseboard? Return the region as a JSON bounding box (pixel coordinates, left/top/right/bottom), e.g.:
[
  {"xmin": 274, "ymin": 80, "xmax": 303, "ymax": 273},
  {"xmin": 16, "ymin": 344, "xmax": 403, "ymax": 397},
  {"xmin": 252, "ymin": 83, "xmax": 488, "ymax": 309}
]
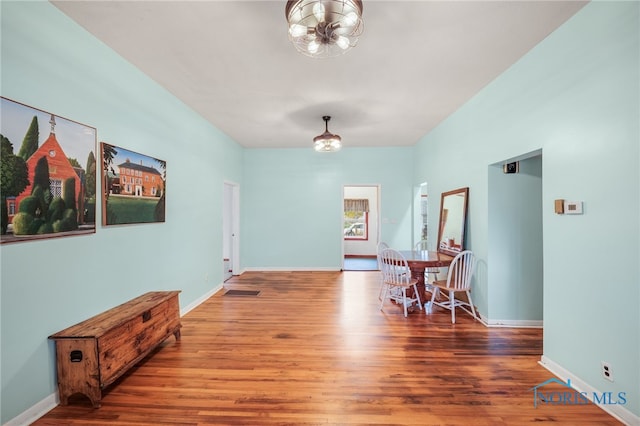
[
  {"xmin": 539, "ymin": 355, "xmax": 638, "ymax": 426},
  {"xmin": 4, "ymin": 392, "xmax": 59, "ymax": 426},
  {"xmin": 478, "ymin": 313, "xmax": 543, "ymax": 328},
  {"xmin": 180, "ymin": 284, "xmax": 223, "ymax": 316},
  {"xmin": 242, "ymin": 266, "xmax": 342, "ymax": 272}
]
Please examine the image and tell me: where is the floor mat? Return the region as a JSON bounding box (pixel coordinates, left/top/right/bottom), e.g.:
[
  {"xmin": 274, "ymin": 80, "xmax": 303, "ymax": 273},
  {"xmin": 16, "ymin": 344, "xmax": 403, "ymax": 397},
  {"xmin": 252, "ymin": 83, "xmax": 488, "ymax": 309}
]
[
  {"xmin": 343, "ymin": 257, "xmax": 378, "ymax": 271},
  {"xmin": 224, "ymin": 290, "xmax": 261, "ymax": 297}
]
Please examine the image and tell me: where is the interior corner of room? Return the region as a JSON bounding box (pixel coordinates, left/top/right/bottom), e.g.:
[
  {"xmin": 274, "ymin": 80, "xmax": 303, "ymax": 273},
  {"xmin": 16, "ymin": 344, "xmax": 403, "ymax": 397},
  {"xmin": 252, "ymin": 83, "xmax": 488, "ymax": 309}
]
[{"xmin": 1, "ymin": 1, "xmax": 638, "ymax": 425}]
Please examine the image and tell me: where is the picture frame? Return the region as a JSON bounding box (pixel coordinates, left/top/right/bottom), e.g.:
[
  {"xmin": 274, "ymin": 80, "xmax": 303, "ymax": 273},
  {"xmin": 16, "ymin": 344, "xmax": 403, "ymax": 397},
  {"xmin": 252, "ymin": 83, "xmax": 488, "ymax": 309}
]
[
  {"xmin": 101, "ymin": 142, "xmax": 166, "ymax": 226},
  {"xmin": 1, "ymin": 97, "xmax": 97, "ymax": 244}
]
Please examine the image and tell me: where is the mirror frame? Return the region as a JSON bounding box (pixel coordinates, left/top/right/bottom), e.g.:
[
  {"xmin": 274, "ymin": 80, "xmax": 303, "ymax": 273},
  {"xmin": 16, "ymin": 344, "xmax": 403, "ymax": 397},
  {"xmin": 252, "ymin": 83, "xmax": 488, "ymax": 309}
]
[{"xmin": 437, "ymin": 187, "xmax": 469, "ymax": 256}]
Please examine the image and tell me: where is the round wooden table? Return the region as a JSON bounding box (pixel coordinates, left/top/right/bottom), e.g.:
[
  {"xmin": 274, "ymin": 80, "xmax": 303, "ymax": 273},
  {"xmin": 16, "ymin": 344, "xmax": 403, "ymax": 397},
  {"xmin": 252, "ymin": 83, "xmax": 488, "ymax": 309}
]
[{"xmin": 398, "ymin": 250, "xmax": 454, "ymax": 307}]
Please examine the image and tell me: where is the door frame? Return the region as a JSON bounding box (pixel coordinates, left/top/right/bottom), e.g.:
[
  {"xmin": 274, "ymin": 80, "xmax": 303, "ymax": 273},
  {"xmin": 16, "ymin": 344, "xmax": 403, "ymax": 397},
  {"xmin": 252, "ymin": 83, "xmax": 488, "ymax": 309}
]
[
  {"xmin": 223, "ymin": 181, "xmax": 240, "ymax": 280},
  {"xmin": 341, "ymin": 184, "xmax": 381, "ymax": 270}
]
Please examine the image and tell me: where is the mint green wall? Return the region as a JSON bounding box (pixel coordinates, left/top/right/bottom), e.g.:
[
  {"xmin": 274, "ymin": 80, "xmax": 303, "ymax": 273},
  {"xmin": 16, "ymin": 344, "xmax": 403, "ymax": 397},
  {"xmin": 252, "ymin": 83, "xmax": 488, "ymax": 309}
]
[
  {"xmin": 413, "ymin": 1, "xmax": 639, "ymax": 417},
  {"xmin": 2, "ymin": 0, "xmax": 639, "ymax": 423},
  {"xmin": 241, "ymin": 147, "xmax": 414, "ymax": 269},
  {"xmin": 0, "ymin": 2, "xmax": 243, "ymax": 422}
]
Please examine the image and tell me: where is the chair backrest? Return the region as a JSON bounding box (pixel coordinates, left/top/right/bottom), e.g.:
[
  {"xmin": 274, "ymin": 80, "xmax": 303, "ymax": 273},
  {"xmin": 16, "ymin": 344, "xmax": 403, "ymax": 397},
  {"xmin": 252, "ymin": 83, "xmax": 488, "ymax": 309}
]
[
  {"xmin": 377, "ymin": 241, "xmax": 389, "ymax": 268},
  {"xmin": 414, "ymin": 240, "xmax": 428, "ymax": 251},
  {"xmin": 380, "ymin": 248, "xmax": 411, "ymax": 285},
  {"xmin": 444, "ymin": 250, "xmax": 477, "ymax": 291}
]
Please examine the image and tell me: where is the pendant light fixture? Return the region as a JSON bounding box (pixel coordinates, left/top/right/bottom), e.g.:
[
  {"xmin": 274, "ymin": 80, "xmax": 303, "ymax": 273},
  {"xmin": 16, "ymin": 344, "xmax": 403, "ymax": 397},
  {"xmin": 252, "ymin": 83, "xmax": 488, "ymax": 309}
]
[
  {"xmin": 285, "ymin": 0, "xmax": 364, "ymax": 59},
  {"xmin": 313, "ymin": 116, "xmax": 342, "ymax": 152}
]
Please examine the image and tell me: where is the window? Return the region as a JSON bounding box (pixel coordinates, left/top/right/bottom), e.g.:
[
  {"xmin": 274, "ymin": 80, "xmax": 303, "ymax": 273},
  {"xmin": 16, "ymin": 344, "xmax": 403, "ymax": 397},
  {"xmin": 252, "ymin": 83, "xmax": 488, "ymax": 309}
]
[
  {"xmin": 50, "ymin": 179, "xmax": 62, "ymax": 198},
  {"xmin": 344, "ymin": 198, "xmax": 369, "ymax": 240}
]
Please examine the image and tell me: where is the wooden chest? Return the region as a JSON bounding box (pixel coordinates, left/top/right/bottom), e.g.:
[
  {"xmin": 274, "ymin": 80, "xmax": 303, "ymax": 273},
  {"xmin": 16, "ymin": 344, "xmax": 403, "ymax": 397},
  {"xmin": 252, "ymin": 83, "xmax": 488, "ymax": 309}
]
[{"xmin": 49, "ymin": 291, "xmax": 181, "ymax": 407}]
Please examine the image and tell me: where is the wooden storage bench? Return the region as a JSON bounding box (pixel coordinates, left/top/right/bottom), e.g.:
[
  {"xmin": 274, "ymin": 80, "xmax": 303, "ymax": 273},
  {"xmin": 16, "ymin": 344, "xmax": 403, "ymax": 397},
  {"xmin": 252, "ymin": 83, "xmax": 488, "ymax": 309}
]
[{"xmin": 48, "ymin": 291, "xmax": 181, "ymax": 407}]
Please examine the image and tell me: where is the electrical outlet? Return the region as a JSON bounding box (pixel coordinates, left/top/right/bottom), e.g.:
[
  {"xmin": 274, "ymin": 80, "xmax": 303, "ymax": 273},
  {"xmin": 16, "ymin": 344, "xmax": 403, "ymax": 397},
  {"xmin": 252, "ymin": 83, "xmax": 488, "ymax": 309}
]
[
  {"xmin": 601, "ymin": 361, "xmax": 613, "ymax": 382},
  {"xmin": 204, "ymin": 273, "xmax": 209, "ymax": 282}
]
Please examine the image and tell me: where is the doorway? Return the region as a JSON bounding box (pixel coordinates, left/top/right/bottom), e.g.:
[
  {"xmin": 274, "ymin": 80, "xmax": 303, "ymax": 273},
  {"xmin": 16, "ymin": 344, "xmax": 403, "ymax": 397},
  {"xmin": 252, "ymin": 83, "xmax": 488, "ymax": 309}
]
[
  {"xmin": 342, "ymin": 185, "xmax": 380, "ymax": 271},
  {"xmin": 223, "ymin": 181, "xmax": 240, "ymax": 282},
  {"xmin": 487, "ymin": 152, "xmax": 543, "ymax": 325},
  {"xmin": 413, "ymin": 182, "xmax": 431, "ymax": 248}
]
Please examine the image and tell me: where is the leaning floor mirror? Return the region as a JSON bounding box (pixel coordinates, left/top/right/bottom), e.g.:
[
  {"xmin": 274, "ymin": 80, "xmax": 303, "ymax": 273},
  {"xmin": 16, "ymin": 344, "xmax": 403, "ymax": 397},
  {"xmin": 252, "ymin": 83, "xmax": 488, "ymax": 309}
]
[{"xmin": 437, "ymin": 187, "xmax": 469, "ymax": 256}]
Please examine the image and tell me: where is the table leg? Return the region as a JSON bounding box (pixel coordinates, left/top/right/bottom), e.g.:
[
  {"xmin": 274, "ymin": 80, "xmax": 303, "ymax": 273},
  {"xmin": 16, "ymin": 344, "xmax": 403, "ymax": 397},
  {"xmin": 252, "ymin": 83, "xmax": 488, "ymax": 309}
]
[{"xmin": 408, "ymin": 266, "xmax": 426, "ymax": 306}]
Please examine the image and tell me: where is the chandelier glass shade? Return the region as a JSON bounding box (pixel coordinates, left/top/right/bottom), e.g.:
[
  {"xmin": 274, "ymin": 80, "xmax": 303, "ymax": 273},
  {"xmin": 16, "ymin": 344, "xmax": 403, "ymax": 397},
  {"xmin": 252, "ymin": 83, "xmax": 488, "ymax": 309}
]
[
  {"xmin": 313, "ymin": 116, "xmax": 342, "ymax": 152},
  {"xmin": 285, "ymin": 0, "xmax": 364, "ymax": 58}
]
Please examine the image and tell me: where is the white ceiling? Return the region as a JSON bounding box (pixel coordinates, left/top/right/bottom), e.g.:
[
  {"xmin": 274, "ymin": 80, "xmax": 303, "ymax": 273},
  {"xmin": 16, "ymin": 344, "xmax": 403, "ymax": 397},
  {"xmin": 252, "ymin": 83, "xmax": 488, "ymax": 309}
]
[{"xmin": 52, "ymin": 0, "xmax": 587, "ymax": 149}]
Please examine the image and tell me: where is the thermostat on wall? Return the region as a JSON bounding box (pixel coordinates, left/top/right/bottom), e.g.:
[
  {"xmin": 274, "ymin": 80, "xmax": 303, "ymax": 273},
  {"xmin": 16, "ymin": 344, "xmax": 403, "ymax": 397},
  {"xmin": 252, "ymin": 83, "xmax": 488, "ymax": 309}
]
[{"xmin": 563, "ymin": 201, "xmax": 583, "ymax": 214}]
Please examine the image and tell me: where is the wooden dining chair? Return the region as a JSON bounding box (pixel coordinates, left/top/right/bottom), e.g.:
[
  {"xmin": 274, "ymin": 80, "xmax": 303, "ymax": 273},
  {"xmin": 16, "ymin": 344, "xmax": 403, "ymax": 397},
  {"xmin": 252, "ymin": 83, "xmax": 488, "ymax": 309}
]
[
  {"xmin": 376, "ymin": 241, "xmax": 390, "ymax": 300},
  {"xmin": 429, "ymin": 250, "xmax": 478, "ymax": 324},
  {"xmin": 379, "ymin": 248, "xmax": 422, "ymax": 317},
  {"xmin": 376, "ymin": 241, "xmax": 389, "ymax": 270}
]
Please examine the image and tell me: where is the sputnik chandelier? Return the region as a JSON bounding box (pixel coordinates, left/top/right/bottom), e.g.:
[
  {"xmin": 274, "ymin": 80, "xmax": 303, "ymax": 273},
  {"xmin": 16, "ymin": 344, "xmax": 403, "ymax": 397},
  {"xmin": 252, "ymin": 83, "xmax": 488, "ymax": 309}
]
[
  {"xmin": 313, "ymin": 116, "xmax": 342, "ymax": 152},
  {"xmin": 285, "ymin": 0, "xmax": 364, "ymax": 58}
]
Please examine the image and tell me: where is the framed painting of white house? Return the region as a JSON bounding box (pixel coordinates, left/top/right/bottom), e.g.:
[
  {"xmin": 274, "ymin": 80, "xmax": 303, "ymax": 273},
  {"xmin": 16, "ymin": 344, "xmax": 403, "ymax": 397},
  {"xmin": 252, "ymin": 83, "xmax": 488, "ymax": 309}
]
[
  {"xmin": 1, "ymin": 97, "xmax": 97, "ymax": 244},
  {"xmin": 100, "ymin": 142, "xmax": 166, "ymax": 226}
]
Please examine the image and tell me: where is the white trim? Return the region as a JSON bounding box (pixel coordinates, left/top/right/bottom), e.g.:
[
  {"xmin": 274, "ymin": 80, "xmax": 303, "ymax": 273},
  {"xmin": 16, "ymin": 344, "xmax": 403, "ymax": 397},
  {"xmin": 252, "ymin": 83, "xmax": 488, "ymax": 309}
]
[
  {"xmin": 478, "ymin": 313, "xmax": 543, "ymax": 328},
  {"xmin": 180, "ymin": 285, "xmax": 223, "ymax": 316},
  {"xmin": 539, "ymin": 355, "xmax": 638, "ymax": 426},
  {"xmin": 482, "ymin": 318, "xmax": 544, "ymax": 328},
  {"xmin": 426, "ymin": 310, "xmax": 542, "ymax": 329},
  {"xmin": 242, "ymin": 267, "xmax": 341, "ymax": 272},
  {"xmin": 4, "ymin": 393, "xmax": 58, "ymax": 426},
  {"xmin": 228, "ymin": 180, "xmax": 241, "ymax": 280}
]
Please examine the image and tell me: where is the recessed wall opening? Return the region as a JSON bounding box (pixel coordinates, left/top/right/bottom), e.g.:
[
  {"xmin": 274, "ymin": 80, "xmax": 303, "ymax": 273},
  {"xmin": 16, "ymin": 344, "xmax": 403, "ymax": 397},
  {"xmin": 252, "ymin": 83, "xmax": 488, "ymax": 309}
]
[{"xmin": 487, "ymin": 150, "xmax": 543, "ymax": 326}]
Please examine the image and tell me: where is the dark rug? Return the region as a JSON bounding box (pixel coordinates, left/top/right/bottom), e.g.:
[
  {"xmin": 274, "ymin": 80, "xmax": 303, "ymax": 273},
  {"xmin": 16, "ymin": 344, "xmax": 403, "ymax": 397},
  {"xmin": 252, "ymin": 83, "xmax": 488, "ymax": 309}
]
[{"xmin": 224, "ymin": 290, "xmax": 261, "ymax": 297}]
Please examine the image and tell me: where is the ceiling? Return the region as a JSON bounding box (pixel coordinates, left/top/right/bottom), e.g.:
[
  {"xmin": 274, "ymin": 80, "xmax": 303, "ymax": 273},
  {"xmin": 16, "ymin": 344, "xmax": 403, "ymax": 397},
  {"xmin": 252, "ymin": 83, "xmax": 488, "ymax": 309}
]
[{"xmin": 52, "ymin": 1, "xmax": 587, "ymax": 150}]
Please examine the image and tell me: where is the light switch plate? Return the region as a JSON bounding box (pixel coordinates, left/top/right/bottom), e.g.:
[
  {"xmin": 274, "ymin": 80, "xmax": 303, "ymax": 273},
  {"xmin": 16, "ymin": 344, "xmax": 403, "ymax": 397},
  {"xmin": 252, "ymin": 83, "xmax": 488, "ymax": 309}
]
[{"xmin": 564, "ymin": 201, "xmax": 583, "ymax": 214}]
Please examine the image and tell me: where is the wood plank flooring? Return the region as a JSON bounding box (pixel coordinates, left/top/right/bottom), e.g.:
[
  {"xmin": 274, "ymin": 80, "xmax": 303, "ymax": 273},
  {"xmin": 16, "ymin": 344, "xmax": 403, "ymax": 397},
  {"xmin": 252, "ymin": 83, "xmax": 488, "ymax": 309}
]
[{"xmin": 35, "ymin": 271, "xmax": 620, "ymax": 425}]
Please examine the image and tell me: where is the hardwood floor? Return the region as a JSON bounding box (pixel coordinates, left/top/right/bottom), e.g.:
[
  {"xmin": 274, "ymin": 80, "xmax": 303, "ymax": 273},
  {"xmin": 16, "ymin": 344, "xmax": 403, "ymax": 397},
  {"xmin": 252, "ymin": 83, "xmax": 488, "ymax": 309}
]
[{"xmin": 35, "ymin": 271, "xmax": 620, "ymax": 425}]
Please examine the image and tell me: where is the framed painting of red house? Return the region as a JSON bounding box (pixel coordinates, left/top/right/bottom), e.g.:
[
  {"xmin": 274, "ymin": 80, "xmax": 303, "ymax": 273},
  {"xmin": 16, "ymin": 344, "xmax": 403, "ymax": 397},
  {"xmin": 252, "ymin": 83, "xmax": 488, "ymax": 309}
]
[
  {"xmin": 101, "ymin": 142, "xmax": 166, "ymax": 226},
  {"xmin": 1, "ymin": 97, "xmax": 97, "ymax": 244}
]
